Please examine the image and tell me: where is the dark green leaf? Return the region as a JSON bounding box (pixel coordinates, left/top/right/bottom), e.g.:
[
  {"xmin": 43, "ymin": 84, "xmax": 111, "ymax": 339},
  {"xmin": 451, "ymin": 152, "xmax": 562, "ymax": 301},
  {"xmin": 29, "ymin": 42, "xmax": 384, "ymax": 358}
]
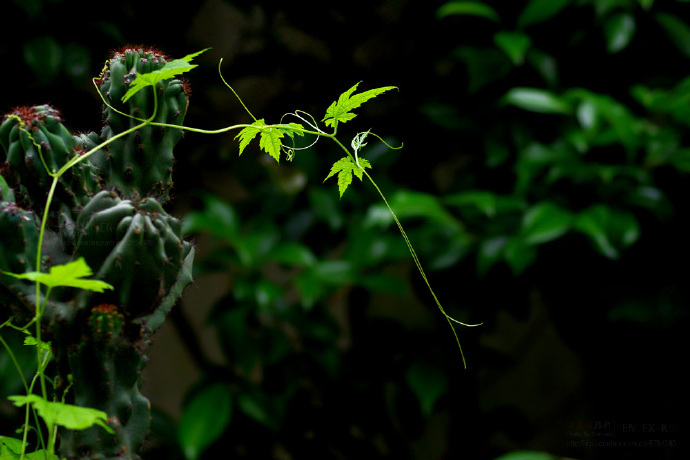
[
  {"xmin": 521, "ymin": 202, "xmax": 572, "ymax": 245},
  {"xmin": 406, "ymin": 361, "xmax": 448, "ymax": 417},
  {"xmin": 504, "ymin": 238, "xmax": 538, "ymax": 275},
  {"xmin": 477, "ymin": 236, "xmax": 508, "ymax": 277},
  {"xmin": 656, "ymin": 13, "xmax": 690, "ymax": 58},
  {"xmin": 494, "ymin": 31, "xmax": 532, "ymax": 65},
  {"xmin": 502, "ymin": 88, "xmax": 571, "ymax": 114},
  {"xmin": 23, "ymin": 36, "xmax": 61, "ymax": 84},
  {"xmin": 527, "ymin": 49, "xmax": 558, "ymax": 86},
  {"xmin": 436, "ymin": 1, "xmax": 500, "ymax": 21},
  {"xmin": 573, "ymin": 205, "xmax": 640, "ymax": 259},
  {"xmin": 182, "ymin": 194, "xmax": 239, "ymax": 243},
  {"xmin": 605, "ymin": 13, "xmax": 636, "ymax": 53},
  {"xmin": 178, "ymin": 383, "xmax": 233, "ymax": 460},
  {"xmin": 268, "ymin": 242, "xmax": 317, "ymax": 267},
  {"xmin": 518, "ymin": 0, "xmax": 572, "ymax": 28}
]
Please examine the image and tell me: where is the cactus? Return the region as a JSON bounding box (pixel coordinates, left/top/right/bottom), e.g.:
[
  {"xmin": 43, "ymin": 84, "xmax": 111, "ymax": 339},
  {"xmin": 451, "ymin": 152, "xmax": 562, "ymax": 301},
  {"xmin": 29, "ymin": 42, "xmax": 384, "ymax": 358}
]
[{"xmin": 0, "ymin": 46, "xmax": 194, "ymax": 459}]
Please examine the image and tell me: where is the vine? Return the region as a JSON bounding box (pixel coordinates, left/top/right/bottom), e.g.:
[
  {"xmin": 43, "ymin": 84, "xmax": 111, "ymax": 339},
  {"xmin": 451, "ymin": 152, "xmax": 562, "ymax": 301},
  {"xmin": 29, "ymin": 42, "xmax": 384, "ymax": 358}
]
[{"xmin": 0, "ymin": 47, "xmax": 480, "ymax": 459}]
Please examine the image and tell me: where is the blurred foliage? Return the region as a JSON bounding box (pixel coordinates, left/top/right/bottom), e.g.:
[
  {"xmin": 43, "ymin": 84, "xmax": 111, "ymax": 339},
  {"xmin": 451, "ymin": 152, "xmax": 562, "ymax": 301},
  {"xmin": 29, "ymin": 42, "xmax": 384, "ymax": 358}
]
[{"xmin": 2, "ymin": 0, "xmax": 690, "ymax": 459}]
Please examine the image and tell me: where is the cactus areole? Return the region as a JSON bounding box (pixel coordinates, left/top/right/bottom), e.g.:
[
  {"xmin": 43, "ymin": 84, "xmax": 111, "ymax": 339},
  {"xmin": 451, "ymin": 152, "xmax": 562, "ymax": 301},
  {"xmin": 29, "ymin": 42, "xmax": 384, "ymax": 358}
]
[{"xmin": 0, "ymin": 46, "xmax": 195, "ymax": 459}]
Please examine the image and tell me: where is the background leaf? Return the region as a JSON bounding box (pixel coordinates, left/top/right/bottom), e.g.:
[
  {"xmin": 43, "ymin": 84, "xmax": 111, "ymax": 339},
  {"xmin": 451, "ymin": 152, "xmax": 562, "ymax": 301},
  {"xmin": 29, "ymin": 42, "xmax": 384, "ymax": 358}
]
[
  {"xmin": 177, "ymin": 383, "xmax": 233, "ymax": 460},
  {"xmin": 521, "ymin": 202, "xmax": 572, "ymax": 246},
  {"xmin": 518, "ymin": 0, "xmax": 572, "ymax": 28},
  {"xmin": 605, "ymin": 13, "xmax": 636, "ymax": 53},
  {"xmin": 502, "ymin": 88, "xmax": 571, "ymax": 114},
  {"xmin": 436, "ymin": 1, "xmax": 500, "ymax": 21}
]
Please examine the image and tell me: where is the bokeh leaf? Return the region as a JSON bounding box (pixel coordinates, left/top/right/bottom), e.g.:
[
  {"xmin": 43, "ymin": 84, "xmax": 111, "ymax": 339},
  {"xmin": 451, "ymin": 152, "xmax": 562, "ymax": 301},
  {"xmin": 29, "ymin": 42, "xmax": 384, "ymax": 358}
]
[
  {"xmin": 503, "ymin": 88, "xmax": 571, "ymax": 114},
  {"xmin": 178, "ymin": 383, "xmax": 233, "ymax": 460},
  {"xmin": 436, "ymin": 1, "xmax": 500, "ymax": 22},
  {"xmin": 521, "ymin": 202, "xmax": 572, "ymax": 246},
  {"xmin": 494, "ymin": 31, "xmax": 532, "ymax": 65},
  {"xmin": 605, "ymin": 13, "xmax": 636, "ymax": 53},
  {"xmin": 656, "ymin": 13, "xmax": 690, "ymax": 58},
  {"xmin": 518, "ymin": 0, "xmax": 572, "ymax": 28},
  {"xmin": 573, "ymin": 205, "xmax": 640, "ymax": 259},
  {"xmin": 406, "ymin": 361, "xmax": 448, "ymax": 417}
]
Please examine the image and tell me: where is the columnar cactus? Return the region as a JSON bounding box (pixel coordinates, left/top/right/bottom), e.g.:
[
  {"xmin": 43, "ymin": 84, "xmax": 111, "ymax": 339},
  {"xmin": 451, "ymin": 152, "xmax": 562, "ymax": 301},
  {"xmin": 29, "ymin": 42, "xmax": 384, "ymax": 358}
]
[{"xmin": 0, "ymin": 46, "xmax": 194, "ymax": 459}]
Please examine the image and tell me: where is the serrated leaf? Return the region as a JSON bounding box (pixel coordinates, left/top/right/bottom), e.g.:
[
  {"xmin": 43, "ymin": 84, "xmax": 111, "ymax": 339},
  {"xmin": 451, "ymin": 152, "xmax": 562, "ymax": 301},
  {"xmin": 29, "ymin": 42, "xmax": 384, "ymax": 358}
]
[
  {"xmin": 122, "ymin": 48, "xmax": 209, "ymax": 103},
  {"xmin": 323, "ymin": 82, "xmax": 397, "ymax": 128},
  {"xmin": 259, "ymin": 125, "xmax": 285, "ymax": 162},
  {"xmin": 235, "ymin": 120, "xmax": 304, "ymax": 161},
  {"xmin": 3, "ymin": 258, "xmax": 113, "ymax": 292},
  {"xmin": 235, "ymin": 119, "xmax": 264, "ymax": 155},
  {"xmin": 8, "ymin": 394, "xmax": 114, "ymax": 434},
  {"xmin": 323, "ymin": 156, "xmax": 371, "ymax": 198},
  {"xmin": 23, "ymin": 335, "xmax": 51, "ymax": 351}
]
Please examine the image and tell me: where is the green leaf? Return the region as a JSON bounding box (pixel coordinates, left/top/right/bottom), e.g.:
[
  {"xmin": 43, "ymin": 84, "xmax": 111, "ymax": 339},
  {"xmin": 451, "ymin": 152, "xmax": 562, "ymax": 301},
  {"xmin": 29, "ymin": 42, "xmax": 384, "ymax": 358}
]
[
  {"xmin": 477, "ymin": 236, "xmax": 508, "ymax": 277},
  {"xmin": 0, "ymin": 437, "xmax": 58, "ymax": 460},
  {"xmin": 323, "ymin": 156, "xmax": 372, "ymax": 198},
  {"xmin": 573, "ymin": 205, "xmax": 640, "ymax": 259},
  {"xmin": 178, "ymin": 383, "xmax": 233, "ymax": 460},
  {"xmin": 23, "ymin": 335, "xmax": 50, "ymax": 351},
  {"xmin": 182, "ymin": 194, "xmax": 239, "ymax": 243},
  {"xmin": 122, "ymin": 48, "xmax": 209, "ymax": 103},
  {"xmin": 521, "ymin": 202, "xmax": 572, "ymax": 245},
  {"xmin": 444, "ymin": 190, "xmax": 526, "ymax": 217},
  {"xmin": 502, "ymin": 88, "xmax": 571, "ymax": 114},
  {"xmin": 8, "ymin": 394, "xmax": 114, "ymax": 434},
  {"xmin": 322, "ymin": 82, "xmax": 397, "ymax": 128},
  {"xmin": 436, "ymin": 1, "xmax": 500, "ymax": 21},
  {"xmin": 494, "ymin": 31, "xmax": 532, "ymax": 65},
  {"xmin": 0, "ymin": 436, "xmax": 24, "ymax": 457},
  {"xmin": 258, "ymin": 125, "xmax": 286, "ymax": 162},
  {"xmin": 605, "ymin": 13, "xmax": 636, "ymax": 53},
  {"xmin": 656, "ymin": 13, "xmax": 690, "ymax": 58},
  {"xmin": 406, "ymin": 361, "xmax": 448, "ymax": 417},
  {"xmin": 503, "ymin": 237, "xmax": 537, "ymax": 275},
  {"xmin": 235, "ymin": 119, "xmax": 263, "ymax": 156},
  {"xmin": 234, "ymin": 119, "xmax": 302, "ymax": 162},
  {"xmin": 518, "ymin": 0, "xmax": 572, "ymax": 28},
  {"xmin": 268, "ymin": 242, "xmax": 317, "ymax": 267},
  {"xmin": 3, "ymin": 258, "xmax": 113, "ymax": 292}
]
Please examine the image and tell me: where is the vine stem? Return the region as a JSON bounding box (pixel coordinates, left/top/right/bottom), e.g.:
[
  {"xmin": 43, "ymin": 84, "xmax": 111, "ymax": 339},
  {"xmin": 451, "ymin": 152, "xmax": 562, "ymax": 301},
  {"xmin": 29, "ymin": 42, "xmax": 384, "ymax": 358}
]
[{"xmin": 146, "ymin": 110, "xmax": 483, "ymax": 367}]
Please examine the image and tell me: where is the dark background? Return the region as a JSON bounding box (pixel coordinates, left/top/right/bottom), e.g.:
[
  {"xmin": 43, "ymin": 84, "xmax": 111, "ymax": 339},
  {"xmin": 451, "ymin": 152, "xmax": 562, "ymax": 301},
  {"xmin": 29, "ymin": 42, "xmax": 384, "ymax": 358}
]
[{"xmin": 1, "ymin": 0, "xmax": 688, "ymax": 459}]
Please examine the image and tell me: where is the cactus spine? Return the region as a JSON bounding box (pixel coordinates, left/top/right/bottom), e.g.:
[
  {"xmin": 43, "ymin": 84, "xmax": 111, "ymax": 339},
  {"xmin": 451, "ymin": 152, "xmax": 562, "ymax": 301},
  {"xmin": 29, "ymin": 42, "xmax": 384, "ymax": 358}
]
[{"xmin": 0, "ymin": 46, "xmax": 194, "ymax": 459}]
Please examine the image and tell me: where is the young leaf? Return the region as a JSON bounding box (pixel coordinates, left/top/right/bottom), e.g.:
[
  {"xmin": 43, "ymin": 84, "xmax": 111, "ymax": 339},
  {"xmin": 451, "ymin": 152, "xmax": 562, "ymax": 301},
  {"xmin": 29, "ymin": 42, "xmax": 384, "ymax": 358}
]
[
  {"xmin": 122, "ymin": 48, "xmax": 210, "ymax": 103},
  {"xmin": 8, "ymin": 394, "xmax": 114, "ymax": 434},
  {"xmin": 259, "ymin": 125, "xmax": 286, "ymax": 162},
  {"xmin": 24, "ymin": 334, "xmax": 51, "ymax": 351},
  {"xmin": 235, "ymin": 120, "xmax": 304, "ymax": 161},
  {"xmin": 322, "ymin": 82, "xmax": 397, "ymax": 128},
  {"xmin": 323, "ymin": 156, "xmax": 372, "ymax": 198},
  {"xmin": 235, "ymin": 120, "xmax": 263, "ymax": 155},
  {"xmin": 3, "ymin": 258, "xmax": 113, "ymax": 292}
]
